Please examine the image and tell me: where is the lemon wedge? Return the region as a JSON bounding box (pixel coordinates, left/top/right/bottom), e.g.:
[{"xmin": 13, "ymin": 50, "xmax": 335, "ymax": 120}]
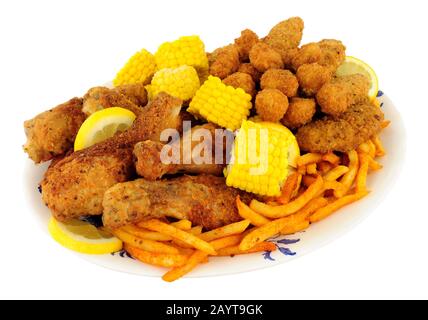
[
  {"xmin": 74, "ymin": 107, "xmax": 136, "ymax": 151},
  {"xmin": 336, "ymin": 56, "xmax": 379, "ymax": 100},
  {"xmin": 48, "ymin": 217, "xmax": 122, "ymax": 254}
]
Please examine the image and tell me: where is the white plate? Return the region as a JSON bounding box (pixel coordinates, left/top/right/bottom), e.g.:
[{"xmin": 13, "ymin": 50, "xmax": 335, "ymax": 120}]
[{"xmin": 24, "ymin": 92, "xmax": 406, "ymax": 278}]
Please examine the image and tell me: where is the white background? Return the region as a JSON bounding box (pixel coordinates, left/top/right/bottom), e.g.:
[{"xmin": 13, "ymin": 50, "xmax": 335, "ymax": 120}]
[{"xmin": 1, "ymin": 0, "xmax": 427, "ymax": 300}]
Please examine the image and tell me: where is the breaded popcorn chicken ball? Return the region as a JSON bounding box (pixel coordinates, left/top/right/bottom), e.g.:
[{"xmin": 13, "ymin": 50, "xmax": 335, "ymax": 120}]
[
  {"xmin": 260, "ymin": 69, "xmax": 299, "ymax": 97},
  {"xmin": 291, "ymin": 43, "xmax": 322, "ymax": 71},
  {"xmin": 234, "ymin": 29, "xmax": 259, "ymax": 61},
  {"xmin": 255, "ymin": 89, "xmax": 289, "ymax": 122},
  {"xmin": 281, "ymin": 97, "xmax": 316, "ymax": 129},
  {"xmin": 238, "ymin": 63, "xmax": 263, "ymax": 83},
  {"xmin": 249, "ymin": 42, "xmax": 284, "ymax": 72},
  {"xmin": 264, "ymin": 17, "xmax": 304, "ymax": 53},
  {"xmin": 296, "ymin": 63, "xmax": 333, "ymax": 96},
  {"xmin": 209, "ymin": 44, "xmax": 240, "ymax": 79},
  {"xmin": 318, "ymin": 39, "xmax": 346, "ymax": 72},
  {"xmin": 223, "ymin": 72, "xmax": 256, "ymax": 97}
]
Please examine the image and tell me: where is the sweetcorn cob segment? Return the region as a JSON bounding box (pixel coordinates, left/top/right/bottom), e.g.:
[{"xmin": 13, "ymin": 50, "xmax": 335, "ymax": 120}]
[
  {"xmin": 187, "ymin": 76, "xmax": 252, "ymax": 131},
  {"xmin": 224, "ymin": 121, "xmax": 291, "ymax": 196},
  {"xmin": 155, "ymin": 36, "xmax": 209, "ymax": 73},
  {"xmin": 146, "ymin": 65, "xmax": 200, "ymax": 101},
  {"xmin": 113, "ymin": 49, "xmax": 157, "ymax": 86}
]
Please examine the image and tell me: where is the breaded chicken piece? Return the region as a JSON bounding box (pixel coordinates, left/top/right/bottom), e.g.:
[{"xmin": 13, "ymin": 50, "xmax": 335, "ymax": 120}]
[
  {"xmin": 134, "ymin": 123, "xmax": 225, "ymax": 180},
  {"xmin": 281, "ymin": 97, "xmax": 316, "ymax": 129},
  {"xmin": 82, "ymin": 84, "xmax": 146, "ymax": 116},
  {"xmin": 41, "ymin": 93, "xmax": 183, "ymax": 222},
  {"xmin": 316, "ymin": 74, "xmax": 370, "ymax": 116},
  {"xmin": 102, "ymin": 175, "xmax": 250, "ymax": 230},
  {"xmin": 296, "ymin": 103, "xmax": 384, "ymax": 153},
  {"xmin": 296, "ymin": 63, "xmax": 333, "ymax": 96},
  {"xmin": 238, "ymin": 63, "xmax": 262, "ymax": 83},
  {"xmin": 260, "ymin": 69, "xmax": 299, "ymax": 97},
  {"xmin": 209, "ymin": 44, "xmax": 240, "ymax": 79},
  {"xmin": 223, "ymin": 72, "xmax": 256, "ymax": 97},
  {"xmin": 291, "ymin": 43, "xmax": 321, "ymax": 71},
  {"xmin": 278, "ymin": 48, "xmax": 299, "ymax": 70},
  {"xmin": 264, "ymin": 17, "xmax": 304, "ymax": 53},
  {"xmin": 249, "ymin": 42, "xmax": 284, "ymax": 72},
  {"xmin": 318, "ymin": 39, "xmax": 346, "ymax": 72},
  {"xmin": 255, "ymin": 89, "xmax": 289, "ymax": 122},
  {"xmin": 23, "ymin": 98, "xmax": 86, "ymax": 164},
  {"xmin": 234, "ymin": 29, "xmax": 259, "ymax": 61}
]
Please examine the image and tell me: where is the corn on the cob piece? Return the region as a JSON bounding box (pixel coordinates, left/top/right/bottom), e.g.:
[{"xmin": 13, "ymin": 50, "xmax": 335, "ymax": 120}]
[
  {"xmin": 187, "ymin": 76, "xmax": 252, "ymax": 131},
  {"xmin": 113, "ymin": 49, "xmax": 156, "ymax": 86},
  {"xmin": 146, "ymin": 65, "xmax": 200, "ymax": 101},
  {"xmin": 155, "ymin": 36, "xmax": 209, "ymax": 73},
  {"xmin": 224, "ymin": 121, "xmax": 293, "ymax": 196}
]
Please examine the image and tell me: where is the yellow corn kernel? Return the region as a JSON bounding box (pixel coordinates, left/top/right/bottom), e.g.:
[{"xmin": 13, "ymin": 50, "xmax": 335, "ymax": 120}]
[
  {"xmin": 113, "ymin": 49, "xmax": 156, "ymax": 86},
  {"xmin": 187, "ymin": 76, "xmax": 252, "ymax": 131},
  {"xmin": 155, "ymin": 36, "xmax": 209, "ymax": 73},
  {"xmin": 224, "ymin": 121, "xmax": 292, "ymax": 196},
  {"xmin": 146, "ymin": 65, "xmax": 200, "ymax": 101}
]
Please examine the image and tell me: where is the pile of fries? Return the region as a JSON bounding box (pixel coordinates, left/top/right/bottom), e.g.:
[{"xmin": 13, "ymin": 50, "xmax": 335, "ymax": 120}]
[{"xmin": 113, "ymin": 128, "xmax": 387, "ymax": 282}]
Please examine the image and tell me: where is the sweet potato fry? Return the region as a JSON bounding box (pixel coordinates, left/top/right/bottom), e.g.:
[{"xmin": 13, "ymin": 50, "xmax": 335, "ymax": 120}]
[
  {"xmin": 277, "ymin": 172, "xmax": 300, "ymax": 204},
  {"xmin": 306, "ymin": 163, "xmax": 317, "ymax": 175},
  {"xmin": 250, "ymin": 175, "xmax": 324, "ymax": 218},
  {"xmin": 217, "ymin": 242, "xmax": 276, "ymax": 256},
  {"xmin": 368, "ymin": 156, "xmax": 383, "ymax": 171},
  {"xmin": 170, "ymin": 219, "xmax": 192, "ymax": 231},
  {"xmin": 125, "ymin": 244, "xmax": 187, "ymax": 268},
  {"xmin": 336, "ymin": 150, "xmax": 359, "ymax": 197},
  {"xmin": 280, "ymin": 220, "xmax": 310, "ymax": 235},
  {"xmin": 199, "ymin": 220, "xmax": 250, "ymax": 242},
  {"xmin": 309, "ymin": 191, "xmax": 369, "ymax": 223},
  {"xmin": 357, "ymin": 142, "xmax": 370, "ymax": 154},
  {"xmin": 236, "ymin": 196, "xmax": 271, "ymax": 227},
  {"xmin": 315, "ymin": 181, "xmax": 344, "ymax": 198},
  {"xmin": 291, "ymin": 173, "xmax": 302, "ymax": 199},
  {"xmin": 302, "ymin": 175, "xmax": 317, "ymax": 187},
  {"xmin": 323, "ymin": 165, "xmax": 349, "ymax": 181},
  {"xmin": 114, "ymin": 229, "xmax": 179, "ymax": 254},
  {"xmin": 367, "ymin": 140, "xmax": 376, "ymax": 158},
  {"xmin": 286, "ymin": 197, "xmax": 329, "ymax": 222},
  {"xmin": 297, "ymin": 153, "xmax": 323, "ymax": 167},
  {"xmin": 173, "ymin": 226, "xmax": 204, "ymax": 248},
  {"xmin": 322, "ymin": 152, "xmax": 341, "ymax": 166},
  {"xmin": 356, "ymin": 153, "xmax": 370, "ymax": 193},
  {"xmin": 381, "ymin": 120, "xmax": 391, "ymax": 129},
  {"xmin": 318, "ymin": 161, "xmax": 333, "ymax": 175},
  {"xmin": 372, "ymin": 136, "xmax": 386, "ymax": 157},
  {"xmin": 138, "ymin": 219, "xmax": 217, "ymax": 255}
]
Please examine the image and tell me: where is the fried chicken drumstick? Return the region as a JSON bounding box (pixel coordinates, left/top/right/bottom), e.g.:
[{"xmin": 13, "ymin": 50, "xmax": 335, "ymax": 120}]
[
  {"xmin": 133, "ymin": 123, "xmax": 226, "ymax": 180},
  {"xmin": 41, "ymin": 93, "xmax": 182, "ymax": 222},
  {"xmin": 102, "ymin": 175, "xmax": 250, "ymax": 230}
]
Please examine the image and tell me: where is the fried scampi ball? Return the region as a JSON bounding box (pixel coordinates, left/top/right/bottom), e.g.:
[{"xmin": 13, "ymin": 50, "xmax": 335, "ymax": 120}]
[
  {"xmin": 223, "ymin": 72, "xmax": 256, "ymax": 97},
  {"xmin": 238, "ymin": 63, "xmax": 262, "ymax": 83},
  {"xmin": 296, "ymin": 103, "xmax": 384, "ymax": 153},
  {"xmin": 255, "ymin": 89, "xmax": 289, "ymax": 122},
  {"xmin": 264, "ymin": 17, "xmax": 304, "ymax": 54},
  {"xmin": 291, "ymin": 43, "xmax": 322, "ymax": 71},
  {"xmin": 296, "ymin": 63, "xmax": 333, "ymax": 97},
  {"xmin": 281, "ymin": 97, "xmax": 316, "ymax": 129},
  {"xmin": 234, "ymin": 29, "xmax": 259, "ymax": 61},
  {"xmin": 316, "ymin": 74, "xmax": 370, "ymax": 116},
  {"xmin": 209, "ymin": 44, "xmax": 240, "ymax": 79},
  {"xmin": 318, "ymin": 39, "xmax": 346, "ymax": 72},
  {"xmin": 249, "ymin": 42, "xmax": 284, "ymax": 72},
  {"xmin": 260, "ymin": 69, "xmax": 299, "ymax": 97}
]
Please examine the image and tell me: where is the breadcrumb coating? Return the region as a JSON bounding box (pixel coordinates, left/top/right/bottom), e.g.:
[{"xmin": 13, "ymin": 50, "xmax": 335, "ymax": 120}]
[
  {"xmin": 296, "ymin": 103, "xmax": 384, "ymax": 153},
  {"xmin": 316, "ymin": 74, "xmax": 370, "ymax": 116},
  {"xmin": 209, "ymin": 44, "xmax": 240, "ymax": 79},
  {"xmin": 260, "ymin": 69, "xmax": 299, "ymax": 97},
  {"xmin": 255, "ymin": 88, "xmax": 289, "ymax": 122},
  {"xmin": 238, "ymin": 63, "xmax": 262, "ymax": 83},
  {"xmin": 291, "ymin": 43, "xmax": 321, "ymax": 71},
  {"xmin": 281, "ymin": 97, "xmax": 316, "ymax": 129},
  {"xmin": 318, "ymin": 39, "xmax": 346, "ymax": 72},
  {"xmin": 234, "ymin": 29, "xmax": 259, "ymax": 62},
  {"xmin": 264, "ymin": 17, "xmax": 304, "ymax": 53},
  {"xmin": 223, "ymin": 72, "xmax": 256, "ymax": 97},
  {"xmin": 249, "ymin": 42, "xmax": 284, "ymax": 72},
  {"xmin": 296, "ymin": 63, "xmax": 333, "ymax": 97}
]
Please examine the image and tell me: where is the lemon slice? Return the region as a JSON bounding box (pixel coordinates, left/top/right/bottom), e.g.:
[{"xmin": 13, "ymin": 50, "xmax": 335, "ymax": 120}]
[
  {"xmin": 74, "ymin": 107, "xmax": 136, "ymax": 151},
  {"xmin": 336, "ymin": 56, "xmax": 379, "ymax": 100},
  {"xmin": 258, "ymin": 121, "xmax": 300, "ymax": 168},
  {"xmin": 48, "ymin": 217, "xmax": 122, "ymax": 254}
]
